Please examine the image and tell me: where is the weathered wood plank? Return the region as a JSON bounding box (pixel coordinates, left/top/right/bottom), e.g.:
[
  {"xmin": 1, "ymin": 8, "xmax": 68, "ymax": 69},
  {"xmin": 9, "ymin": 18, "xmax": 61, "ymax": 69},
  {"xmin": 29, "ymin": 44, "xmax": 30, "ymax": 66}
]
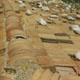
[
  {"xmin": 50, "ymin": 73, "xmax": 60, "ymax": 80},
  {"xmin": 60, "ymin": 76, "xmax": 80, "ymax": 80},
  {"xmin": 32, "ymin": 67, "xmax": 44, "ymax": 80},
  {"xmin": 39, "ymin": 69, "xmax": 53, "ymax": 80}
]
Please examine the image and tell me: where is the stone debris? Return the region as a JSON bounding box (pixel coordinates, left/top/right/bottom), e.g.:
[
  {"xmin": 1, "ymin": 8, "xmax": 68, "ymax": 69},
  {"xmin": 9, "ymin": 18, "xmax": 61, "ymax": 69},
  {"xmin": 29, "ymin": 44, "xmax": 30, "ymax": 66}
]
[
  {"xmin": 66, "ymin": 5, "xmax": 71, "ymax": 10},
  {"xmin": 55, "ymin": 4, "xmax": 58, "ymax": 7},
  {"xmin": 67, "ymin": 16, "xmax": 75, "ymax": 21},
  {"xmin": 62, "ymin": 13, "xmax": 68, "ymax": 18},
  {"xmin": 18, "ymin": 0, "xmax": 26, "ymax": 8},
  {"xmin": 42, "ymin": 6, "xmax": 50, "ymax": 11},
  {"xmin": 76, "ymin": 15, "xmax": 80, "ymax": 19},
  {"xmin": 39, "ymin": 18, "xmax": 47, "ymax": 25},
  {"xmin": 47, "ymin": 0, "xmax": 53, "ymax": 4},
  {"xmin": 0, "ymin": 0, "xmax": 80, "ymax": 79},
  {"xmin": 37, "ymin": 2, "xmax": 43, "ymax": 8},
  {"xmin": 48, "ymin": 17, "xmax": 54, "ymax": 21},
  {"xmin": 32, "ymin": 7, "xmax": 36, "ymax": 10},
  {"xmin": 50, "ymin": 15, "xmax": 58, "ymax": 18},
  {"xmin": 26, "ymin": 9, "xmax": 32, "ymax": 15},
  {"xmin": 43, "ymin": 0, "xmax": 47, "ymax": 5},
  {"xmin": 75, "ymin": 52, "xmax": 80, "ymax": 60},
  {"xmin": 70, "ymin": 25, "xmax": 80, "ymax": 34},
  {"xmin": 19, "ymin": 3, "xmax": 26, "ymax": 8},
  {"xmin": 52, "ymin": 9, "xmax": 60, "ymax": 14},
  {"xmin": 18, "ymin": 0, "xmax": 23, "ymax": 4}
]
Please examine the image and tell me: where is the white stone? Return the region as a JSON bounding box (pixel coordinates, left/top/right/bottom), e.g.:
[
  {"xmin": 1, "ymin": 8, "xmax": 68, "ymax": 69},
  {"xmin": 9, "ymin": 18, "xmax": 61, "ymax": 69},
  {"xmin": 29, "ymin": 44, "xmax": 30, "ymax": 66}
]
[
  {"xmin": 32, "ymin": 7, "xmax": 36, "ymax": 10},
  {"xmin": 55, "ymin": 5, "xmax": 58, "ymax": 7},
  {"xmin": 66, "ymin": 4, "xmax": 72, "ymax": 10},
  {"xmin": 67, "ymin": 16, "xmax": 75, "ymax": 21},
  {"xmin": 26, "ymin": 9, "xmax": 32, "ymax": 15},
  {"xmin": 48, "ymin": 1, "xmax": 52, "ymax": 4},
  {"xmin": 37, "ymin": 3, "xmax": 43, "ymax": 8},
  {"xmin": 48, "ymin": 17, "xmax": 54, "ymax": 21},
  {"xmin": 42, "ymin": 6, "xmax": 50, "ymax": 11},
  {"xmin": 76, "ymin": 15, "xmax": 80, "ymax": 19},
  {"xmin": 50, "ymin": 15, "xmax": 58, "ymax": 18},
  {"xmin": 75, "ymin": 52, "xmax": 80, "ymax": 60},
  {"xmin": 19, "ymin": 3, "xmax": 26, "ymax": 8},
  {"xmin": 62, "ymin": 13, "xmax": 68, "ymax": 18},
  {"xmin": 70, "ymin": 25, "xmax": 80, "ymax": 30},
  {"xmin": 66, "ymin": 7, "xmax": 70, "ymax": 11},
  {"xmin": 39, "ymin": 18, "xmax": 47, "ymax": 25},
  {"xmin": 62, "ymin": 13, "xmax": 68, "ymax": 16},
  {"xmin": 43, "ymin": 1, "xmax": 47, "ymax": 5},
  {"xmin": 70, "ymin": 25, "xmax": 80, "ymax": 34},
  {"xmin": 18, "ymin": 0, "xmax": 23, "ymax": 4}
]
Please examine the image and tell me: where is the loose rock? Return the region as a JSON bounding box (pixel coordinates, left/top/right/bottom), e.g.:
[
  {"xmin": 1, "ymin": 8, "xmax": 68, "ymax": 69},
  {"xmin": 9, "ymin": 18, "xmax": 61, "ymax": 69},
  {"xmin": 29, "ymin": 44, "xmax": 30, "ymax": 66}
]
[
  {"xmin": 50, "ymin": 14, "xmax": 58, "ymax": 18},
  {"xmin": 39, "ymin": 18, "xmax": 47, "ymax": 25},
  {"xmin": 26, "ymin": 9, "xmax": 32, "ymax": 15},
  {"xmin": 75, "ymin": 52, "xmax": 80, "ymax": 60}
]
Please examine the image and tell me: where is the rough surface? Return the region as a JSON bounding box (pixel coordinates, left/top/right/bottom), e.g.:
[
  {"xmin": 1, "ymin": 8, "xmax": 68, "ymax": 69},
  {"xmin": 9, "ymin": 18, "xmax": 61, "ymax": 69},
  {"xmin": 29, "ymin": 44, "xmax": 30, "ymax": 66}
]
[{"xmin": 8, "ymin": 58, "xmax": 39, "ymax": 80}]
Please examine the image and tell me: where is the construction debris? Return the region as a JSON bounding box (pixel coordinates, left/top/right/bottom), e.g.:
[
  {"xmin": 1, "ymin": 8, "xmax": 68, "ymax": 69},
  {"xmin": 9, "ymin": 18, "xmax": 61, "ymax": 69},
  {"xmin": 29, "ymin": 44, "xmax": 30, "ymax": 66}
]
[
  {"xmin": 67, "ymin": 16, "xmax": 75, "ymax": 21},
  {"xmin": 32, "ymin": 7, "xmax": 36, "ymax": 10},
  {"xmin": 76, "ymin": 15, "xmax": 80, "ymax": 19},
  {"xmin": 42, "ymin": 6, "xmax": 50, "ymax": 11},
  {"xmin": 50, "ymin": 15, "xmax": 58, "ymax": 18},
  {"xmin": 26, "ymin": 9, "xmax": 32, "ymax": 15},
  {"xmin": 70, "ymin": 25, "xmax": 80, "ymax": 34},
  {"xmin": 75, "ymin": 52, "xmax": 80, "ymax": 60},
  {"xmin": 19, "ymin": 3, "xmax": 26, "ymax": 8},
  {"xmin": 48, "ymin": 17, "xmax": 54, "ymax": 21},
  {"xmin": 37, "ymin": 2, "xmax": 43, "ymax": 8},
  {"xmin": 18, "ymin": 0, "xmax": 23, "ymax": 4},
  {"xmin": 62, "ymin": 13, "xmax": 68, "ymax": 18},
  {"xmin": 39, "ymin": 18, "xmax": 47, "ymax": 25}
]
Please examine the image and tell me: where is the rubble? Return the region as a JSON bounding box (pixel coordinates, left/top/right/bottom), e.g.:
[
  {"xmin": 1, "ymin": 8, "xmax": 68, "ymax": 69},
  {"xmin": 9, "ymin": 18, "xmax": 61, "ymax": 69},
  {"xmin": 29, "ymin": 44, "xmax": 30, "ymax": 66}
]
[
  {"xmin": 26, "ymin": 9, "xmax": 32, "ymax": 15},
  {"xmin": 47, "ymin": 0, "xmax": 53, "ymax": 4},
  {"xmin": 19, "ymin": 3, "xmax": 26, "ymax": 8},
  {"xmin": 42, "ymin": 6, "xmax": 50, "ymax": 11},
  {"xmin": 32, "ymin": 7, "xmax": 36, "ymax": 10},
  {"xmin": 43, "ymin": 0, "xmax": 47, "ymax": 5},
  {"xmin": 50, "ymin": 14, "xmax": 58, "ymax": 18},
  {"xmin": 18, "ymin": 0, "xmax": 23, "ymax": 4},
  {"xmin": 67, "ymin": 16, "xmax": 75, "ymax": 21},
  {"xmin": 37, "ymin": 2, "xmax": 43, "ymax": 8},
  {"xmin": 39, "ymin": 18, "xmax": 47, "ymax": 25},
  {"xmin": 61, "ymin": 13, "xmax": 68, "ymax": 18},
  {"xmin": 66, "ymin": 5, "xmax": 71, "ymax": 10},
  {"xmin": 70, "ymin": 25, "xmax": 80, "ymax": 34},
  {"xmin": 48, "ymin": 17, "xmax": 54, "ymax": 21},
  {"xmin": 75, "ymin": 52, "xmax": 80, "ymax": 60},
  {"xmin": 76, "ymin": 15, "xmax": 80, "ymax": 19}
]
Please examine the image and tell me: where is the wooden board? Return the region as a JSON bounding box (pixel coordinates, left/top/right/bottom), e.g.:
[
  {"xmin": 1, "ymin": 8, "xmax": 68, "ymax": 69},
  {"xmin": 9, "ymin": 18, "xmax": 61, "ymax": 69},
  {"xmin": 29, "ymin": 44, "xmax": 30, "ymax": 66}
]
[
  {"xmin": 56, "ymin": 67, "xmax": 77, "ymax": 76},
  {"xmin": 36, "ymin": 56, "xmax": 54, "ymax": 67},
  {"xmin": 32, "ymin": 67, "xmax": 45, "ymax": 80},
  {"xmin": 39, "ymin": 69, "xmax": 53, "ymax": 80},
  {"xmin": 0, "ymin": 15, "xmax": 5, "ymax": 50},
  {"xmin": 60, "ymin": 76, "xmax": 80, "ymax": 80},
  {"xmin": 50, "ymin": 73, "xmax": 60, "ymax": 80}
]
